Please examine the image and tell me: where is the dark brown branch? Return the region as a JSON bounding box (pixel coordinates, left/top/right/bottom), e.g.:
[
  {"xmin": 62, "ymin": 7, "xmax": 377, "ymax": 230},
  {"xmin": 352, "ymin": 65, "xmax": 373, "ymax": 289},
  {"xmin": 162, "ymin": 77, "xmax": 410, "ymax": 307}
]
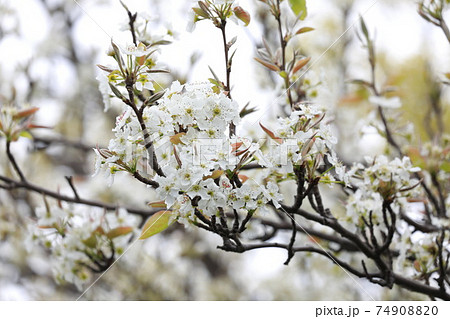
[
  {"xmin": 431, "ymin": 173, "xmax": 447, "ymax": 217},
  {"xmin": 125, "ymin": 7, "xmax": 138, "ymax": 45},
  {"xmin": 234, "ymin": 242, "xmax": 370, "ymax": 278},
  {"xmin": 0, "ymin": 175, "xmax": 155, "ymax": 217},
  {"xmin": 435, "ymin": 231, "xmax": 448, "ymax": 293},
  {"xmin": 258, "ymin": 218, "xmax": 359, "ymax": 252},
  {"xmin": 376, "ymin": 106, "xmax": 403, "ymax": 156},
  {"xmin": 6, "ymin": 141, "xmax": 26, "ymax": 182},
  {"xmin": 400, "ymin": 210, "xmax": 440, "ymax": 233},
  {"xmin": 238, "ymin": 210, "xmax": 254, "ymax": 233},
  {"xmin": 64, "ymin": 176, "xmax": 80, "ymax": 200},
  {"xmin": 132, "ymin": 171, "xmax": 159, "ymax": 188},
  {"xmin": 376, "ymin": 202, "xmax": 396, "ymax": 253},
  {"xmin": 284, "ymin": 214, "xmax": 297, "ymax": 265},
  {"xmin": 393, "ymin": 272, "xmax": 450, "ymax": 301}
]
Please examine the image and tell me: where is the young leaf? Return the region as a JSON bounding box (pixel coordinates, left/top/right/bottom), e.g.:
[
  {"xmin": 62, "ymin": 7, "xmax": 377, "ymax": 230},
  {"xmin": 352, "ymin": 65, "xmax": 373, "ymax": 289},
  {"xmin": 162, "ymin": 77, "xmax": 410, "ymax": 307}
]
[
  {"xmin": 360, "ymin": 16, "xmax": 369, "ymax": 40},
  {"xmin": 231, "ymin": 141, "xmax": 243, "ymax": 152},
  {"xmin": 288, "ymin": 0, "xmax": 307, "ymax": 20},
  {"xmin": 150, "ymin": 40, "xmax": 172, "ymax": 46},
  {"xmin": 228, "ymin": 36, "xmax": 237, "ymax": 48},
  {"xmin": 254, "ymin": 57, "xmax": 280, "ymax": 72},
  {"xmin": 233, "ymin": 6, "xmax": 251, "ymax": 26},
  {"xmin": 146, "ymin": 69, "xmax": 170, "ymax": 73},
  {"xmin": 170, "ymin": 132, "xmax": 186, "ymax": 145},
  {"xmin": 203, "ymin": 170, "xmax": 224, "ymax": 180},
  {"xmin": 208, "ymin": 65, "xmax": 221, "ymax": 82},
  {"xmin": 139, "ymin": 210, "xmax": 175, "ymax": 239},
  {"xmin": 109, "ymin": 83, "xmax": 125, "ymax": 100},
  {"xmin": 111, "ymin": 41, "xmax": 125, "ymax": 73},
  {"xmin": 107, "ymin": 226, "xmax": 134, "ymax": 239},
  {"xmin": 83, "ymin": 234, "xmax": 98, "ymax": 248},
  {"xmin": 239, "ymin": 102, "xmax": 257, "ymax": 118},
  {"xmin": 97, "ymin": 64, "xmax": 114, "ymax": 73},
  {"xmin": 295, "ymin": 26, "xmax": 314, "ymax": 35},
  {"xmin": 239, "ymin": 174, "xmax": 249, "ymax": 183},
  {"xmin": 193, "ymin": 7, "xmax": 210, "ymax": 19},
  {"xmin": 19, "ymin": 131, "xmax": 33, "ymax": 139},
  {"xmin": 14, "ymin": 107, "xmax": 39, "ymax": 119},
  {"xmin": 148, "ymin": 200, "xmax": 167, "ymax": 208},
  {"xmin": 260, "ymin": 123, "xmax": 283, "ymax": 143},
  {"xmin": 292, "ymin": 57, "xmax": 311, "ymax": 74},
  {"xmin": 144, "ymin": 91, "xmax": 165, "ymax": 106}
]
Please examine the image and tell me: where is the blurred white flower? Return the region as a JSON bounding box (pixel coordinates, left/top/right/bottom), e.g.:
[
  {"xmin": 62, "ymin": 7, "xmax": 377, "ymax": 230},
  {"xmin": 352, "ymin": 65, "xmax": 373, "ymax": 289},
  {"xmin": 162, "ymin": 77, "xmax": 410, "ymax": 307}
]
[{"xmin": 369, "ymin": 96, "xmax": 402, "ymax": 109}]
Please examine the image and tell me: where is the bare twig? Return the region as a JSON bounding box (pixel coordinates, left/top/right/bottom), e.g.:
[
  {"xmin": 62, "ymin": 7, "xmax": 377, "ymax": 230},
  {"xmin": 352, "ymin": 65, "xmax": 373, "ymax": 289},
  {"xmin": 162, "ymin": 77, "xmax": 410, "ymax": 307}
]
[
  {"xmin": 6, "ymin": 141, "xmax": 26, "ymax": 182},
  {"xmin": 0, "ymin": 174, "xmax": 156, "ymax": 217},
  {"xmin": 64, "ymin": 176, "xmax": 80, "ymax": 200}
]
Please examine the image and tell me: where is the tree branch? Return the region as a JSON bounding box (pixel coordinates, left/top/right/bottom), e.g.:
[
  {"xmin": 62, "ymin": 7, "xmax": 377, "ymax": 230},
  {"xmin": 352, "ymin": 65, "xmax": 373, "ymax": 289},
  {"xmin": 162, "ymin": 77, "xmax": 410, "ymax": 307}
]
[
  {"xmin": 0, "ymin": 174, "xmax": 156, "ymax": 217},
  {"xmin": 5, "ymin": 141, "xmax": 26, "ymax": 182}
]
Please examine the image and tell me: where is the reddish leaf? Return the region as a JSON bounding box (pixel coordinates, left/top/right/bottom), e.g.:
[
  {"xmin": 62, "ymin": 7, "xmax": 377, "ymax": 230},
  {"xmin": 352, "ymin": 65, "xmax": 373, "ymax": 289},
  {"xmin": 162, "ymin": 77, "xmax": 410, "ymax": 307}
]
[
  {"xmin": 233, "ymin": 6, "xmax": 251, "ymax": 26},
  {"xmin": 14, "ymin": 107, "xmax": 39, "ymax": 120},
  {"xmin": 292, "ymin": 57, "xmax": 311, "ymax": 74},
  {"xmin": 254, "ymin": 57, "xmax": 280, "ymax": 72},
  {"xmin": 238, "ymin": 174, "xmax": 249, "ymax": 183},
  {"xmin": 231, "ymin": 142, "xmax": 243, "ymax": 152},
  {"xmin": 260, "ymin": 123, "xmax": 283, "ymax": 144}
]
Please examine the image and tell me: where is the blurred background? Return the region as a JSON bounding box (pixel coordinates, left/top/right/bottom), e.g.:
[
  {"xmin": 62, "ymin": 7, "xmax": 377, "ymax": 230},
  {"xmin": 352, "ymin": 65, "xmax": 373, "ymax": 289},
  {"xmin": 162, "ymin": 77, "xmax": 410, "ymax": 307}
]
[{"xmin": 0, "ymin": 0, "xmax": 449, "ymax": 300}]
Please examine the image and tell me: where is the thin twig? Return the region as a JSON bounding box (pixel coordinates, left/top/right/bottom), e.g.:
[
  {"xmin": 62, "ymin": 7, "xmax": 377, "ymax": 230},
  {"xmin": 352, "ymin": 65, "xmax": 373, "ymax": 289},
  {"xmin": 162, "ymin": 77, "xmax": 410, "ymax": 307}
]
[
  {"xmin": 125, "ymin": 82, "xmax": 165, "ymax": 177},
  {"xmin": 64, "ymin": 176, "xmax": 80, "ymax": 200},
  {"xmin": 0, "ymin": 174, "xmax": 155, "ymax": 217},
  {"xmin": 275, "ymin": 0, "xmax": 294, "ymax": 110},
  {"xmin": 6, "ymin": 141, "xmax": 26, "ymax": 182}
]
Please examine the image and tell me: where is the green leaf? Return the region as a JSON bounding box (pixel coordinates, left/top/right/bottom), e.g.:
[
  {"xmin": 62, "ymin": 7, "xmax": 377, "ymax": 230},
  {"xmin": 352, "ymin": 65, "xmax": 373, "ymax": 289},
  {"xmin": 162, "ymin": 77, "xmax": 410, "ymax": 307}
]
[
  {"xmin": 106, "ymin": 226, "xmax": 134, "ymax": 239},
  {"xmin": 109, "ymin": 83, "xmax": 125, "ymax": 100},
  {"xmin": 295, "ymin": 26, "xmax": 314, "ymax": 35},
  {"xmin": 139, "ymin": 210, "xmax": 175, "ymax": 239},
  {"xmin": 360, "ymin": 16, "xmax": 369, "ymax": 40},
  {"xmin": 278, "ymin": 70, "xmax": 288, "ymax": 79},
  {"xmin": 144, "ymin": 91, "xmax": 165, "ymax": 106},
  {"xmin": 83, "ymin": 234, "xmax": 98, "ymax": 248},
  {"xmin": 193, "ymin": 7, "xmax": 210, "ymax": 19},
  {"xmin": 19, "ymin": 131, "xmax": 33, "ymax": 139},
  {"xmin": 148, "ymin": 200, "xmax": 167, "ymax": 208},
  {"xmin": 288, "ymin": 0, "xmax": 307, "ymax": 20}
]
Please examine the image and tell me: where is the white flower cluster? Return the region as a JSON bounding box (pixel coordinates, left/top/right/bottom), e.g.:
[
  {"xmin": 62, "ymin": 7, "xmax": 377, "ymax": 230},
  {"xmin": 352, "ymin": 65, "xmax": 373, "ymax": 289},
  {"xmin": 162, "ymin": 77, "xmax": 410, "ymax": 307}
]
[
  {"xmin": 94, "ymin": 106, "xmax": 147, "ymax": 186},
  {"xmin": 344, "ymin": 155, "xmax": 421, "ymax": 228},
  {"xmin": 148, "ymin": 82, "xmax": 282, "ymax": 222},
  {"xmin": 29, "ymin": 204, "xmax": 138, "ymax": 290},
  {"xmin": 144, "ymin": 81, "xmax": 240, "ymax": 137},
  {"xmin": 393, "ymin": 228, "xmax": 450, "ymax": 276},
  {"xmin": 263, "ymin": 104, "xmax": 338, "ymax": 174},
  {"xmin": 95, "ymin": 80, "xmax": 284, "ymax": 224},
  {"xmin": 97, "ymin": 42, "xmax": 158, "ymax": 112}
]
